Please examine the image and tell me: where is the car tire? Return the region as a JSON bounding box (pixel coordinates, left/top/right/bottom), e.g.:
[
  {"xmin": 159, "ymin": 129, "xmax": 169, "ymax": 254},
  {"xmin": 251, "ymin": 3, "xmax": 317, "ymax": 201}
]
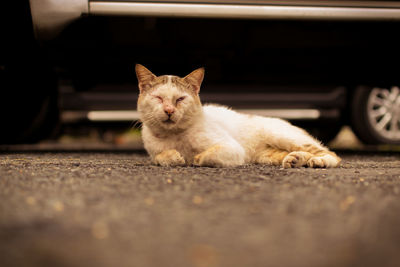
[
  {"xmin": 351, "ymin": 85, "xmax": 400, "ymax": 145},
  {"xmin": 0, "ymin": 58, "xmax": 60, "ymax": 144}
]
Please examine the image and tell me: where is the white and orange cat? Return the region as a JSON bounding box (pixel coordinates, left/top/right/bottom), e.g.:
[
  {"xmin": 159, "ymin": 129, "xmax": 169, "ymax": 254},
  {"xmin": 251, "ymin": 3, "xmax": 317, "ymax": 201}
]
[{"xmin": 135, "ymin": 64, "xmax": 341, "ymax": 168}]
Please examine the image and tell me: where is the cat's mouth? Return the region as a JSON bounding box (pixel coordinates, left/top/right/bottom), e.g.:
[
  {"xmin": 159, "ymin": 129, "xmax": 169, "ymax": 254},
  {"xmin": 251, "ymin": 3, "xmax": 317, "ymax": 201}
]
[{"xmin": 163, "ymin": 118, "xmax": 175, "ymax": 124}]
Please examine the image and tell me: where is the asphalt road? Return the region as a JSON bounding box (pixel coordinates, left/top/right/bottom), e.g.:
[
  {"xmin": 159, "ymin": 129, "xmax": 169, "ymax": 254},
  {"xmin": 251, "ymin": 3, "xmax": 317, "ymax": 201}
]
[{"xmin": 1, "ymin": 151, "xmax": 400, "ymax": 267}]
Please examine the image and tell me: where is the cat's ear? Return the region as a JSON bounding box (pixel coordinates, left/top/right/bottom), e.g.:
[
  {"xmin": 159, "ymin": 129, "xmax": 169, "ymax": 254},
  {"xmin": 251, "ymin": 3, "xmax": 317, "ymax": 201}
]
[
  {"xmin": 135, "ymin": 64, "xmax": 156, "ymax": 92},
  {"xmin": 183, "ymin": 67, "xmax": 204, "ymax": 94}
]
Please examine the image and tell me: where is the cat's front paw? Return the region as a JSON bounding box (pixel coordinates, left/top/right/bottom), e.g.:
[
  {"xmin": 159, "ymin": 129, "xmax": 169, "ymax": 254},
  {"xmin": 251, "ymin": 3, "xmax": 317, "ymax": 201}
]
[{"xmin": 154, "ymin": 149, "xmax": 186, "ymax": 167}]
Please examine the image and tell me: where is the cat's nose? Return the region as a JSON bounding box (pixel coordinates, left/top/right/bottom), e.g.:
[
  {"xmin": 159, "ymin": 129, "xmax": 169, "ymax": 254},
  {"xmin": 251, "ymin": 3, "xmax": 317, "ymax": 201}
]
[{"xmin": 164, "ymin": 107, "xmax": 175, "ymax": 116}]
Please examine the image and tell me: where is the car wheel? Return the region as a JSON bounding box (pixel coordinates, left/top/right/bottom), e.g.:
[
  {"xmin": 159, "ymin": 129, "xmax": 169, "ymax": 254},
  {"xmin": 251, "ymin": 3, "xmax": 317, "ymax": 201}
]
[{"xmin": 351, "ymin": 86, "xmax": 400, "ymax": 145}]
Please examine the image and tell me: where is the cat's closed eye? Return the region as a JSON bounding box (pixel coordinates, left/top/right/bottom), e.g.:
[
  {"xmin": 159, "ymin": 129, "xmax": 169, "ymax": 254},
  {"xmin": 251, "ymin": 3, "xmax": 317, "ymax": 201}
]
[
  {"xmin": 154, "ymin": 96, "xmax": 163, "ymax": 103},
  {"xmin": 176, "ymin": 96, "xmax": 186, "ymax": 104}
]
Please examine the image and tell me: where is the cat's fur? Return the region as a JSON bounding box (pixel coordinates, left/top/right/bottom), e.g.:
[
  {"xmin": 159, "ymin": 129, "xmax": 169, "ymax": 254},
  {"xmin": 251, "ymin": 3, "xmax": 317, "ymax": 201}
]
[{"xmin": 135, "ymin": 64, "xmax": 341, "ymax": 168}]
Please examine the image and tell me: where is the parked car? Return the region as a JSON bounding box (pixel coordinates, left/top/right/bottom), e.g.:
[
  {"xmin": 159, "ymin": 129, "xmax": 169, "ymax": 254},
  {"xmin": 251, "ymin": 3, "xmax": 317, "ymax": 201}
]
[{"xmin": 2, "ymin": 0, "xmax": 400, "ymax": 144}]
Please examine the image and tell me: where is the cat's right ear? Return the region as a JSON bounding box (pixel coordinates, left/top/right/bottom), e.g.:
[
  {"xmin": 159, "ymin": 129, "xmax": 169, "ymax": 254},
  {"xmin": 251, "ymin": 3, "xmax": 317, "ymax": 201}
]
[
  {"xmin": 183, "ymin": 67, "xmax": 205, "ymax": 94},
  {"xmin": 135, "ymin": 64, "xmax": 156, "ymax": 93}
]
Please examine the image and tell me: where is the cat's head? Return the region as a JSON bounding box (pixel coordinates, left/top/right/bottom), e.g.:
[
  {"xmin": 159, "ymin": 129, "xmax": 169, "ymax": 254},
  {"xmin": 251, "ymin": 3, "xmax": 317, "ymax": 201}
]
[{"xmin": 135, "ymin": 64, "xmax": 204, "ymax": 132}]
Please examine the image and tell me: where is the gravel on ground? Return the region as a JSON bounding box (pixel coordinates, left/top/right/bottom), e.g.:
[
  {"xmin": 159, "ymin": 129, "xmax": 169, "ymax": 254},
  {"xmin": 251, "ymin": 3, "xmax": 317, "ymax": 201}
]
[{"xmin": 1, "ymin": 152, "xmax": 400, "ymax": 267}]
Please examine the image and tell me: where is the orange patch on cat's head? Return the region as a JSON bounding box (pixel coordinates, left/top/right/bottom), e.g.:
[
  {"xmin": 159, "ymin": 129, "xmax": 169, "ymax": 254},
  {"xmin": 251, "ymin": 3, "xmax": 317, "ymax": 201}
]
[{"xmin": 135, "ymin": 64, "xmax": 205, "ymax": 95}]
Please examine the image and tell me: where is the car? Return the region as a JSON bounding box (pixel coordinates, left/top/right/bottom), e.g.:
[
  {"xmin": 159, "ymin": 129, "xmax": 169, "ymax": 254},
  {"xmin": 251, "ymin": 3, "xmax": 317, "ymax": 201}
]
[{"xmin": 2, "ymin": 0, "xmax": 400, "ymax": 144}]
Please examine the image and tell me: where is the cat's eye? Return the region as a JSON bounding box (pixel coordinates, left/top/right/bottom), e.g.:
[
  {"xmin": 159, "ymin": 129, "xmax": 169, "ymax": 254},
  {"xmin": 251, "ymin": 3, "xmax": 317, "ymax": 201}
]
[
  {"xmin": 176, "ymin": 96, "xmax": 186, "ymax": 103},
  {"xmin": 154, "ymin": 96, "xmax": 163, "ymax": 103}
]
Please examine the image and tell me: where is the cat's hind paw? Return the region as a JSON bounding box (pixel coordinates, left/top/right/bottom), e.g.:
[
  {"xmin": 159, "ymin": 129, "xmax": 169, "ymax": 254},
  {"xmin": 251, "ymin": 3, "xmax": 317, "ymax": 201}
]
[
  {"xmin": 307, "ymin": 157, "xmax": 325, "ymax": 168},
  {"xmin": 282, "ymin": 151, "xmax": 313, "ymax": 168},
  {"xmin": 154, "ymin": 149, "xmax": 186, "ymax": 167},
  {"xmin": 307, "ymin": 154, "xmax": 340, "ymax": 168}
]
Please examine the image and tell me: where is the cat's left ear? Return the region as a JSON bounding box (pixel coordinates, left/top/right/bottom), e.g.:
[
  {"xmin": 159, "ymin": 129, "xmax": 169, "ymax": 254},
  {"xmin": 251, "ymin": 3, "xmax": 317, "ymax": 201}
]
[{"xmin": 183, "ymin": 67, "xmax": 204, "ymax": 94}]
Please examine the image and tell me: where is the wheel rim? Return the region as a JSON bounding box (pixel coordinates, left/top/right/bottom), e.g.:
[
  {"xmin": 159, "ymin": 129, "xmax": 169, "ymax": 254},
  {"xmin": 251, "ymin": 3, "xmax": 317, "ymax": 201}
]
[{"xmin": 367, "ymin": 86, "xmax": 400, "ymax": 141}]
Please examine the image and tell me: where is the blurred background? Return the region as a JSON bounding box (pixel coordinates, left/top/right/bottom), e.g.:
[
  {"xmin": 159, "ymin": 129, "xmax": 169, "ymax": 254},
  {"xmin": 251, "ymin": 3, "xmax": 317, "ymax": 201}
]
[{"xmin": 2, "ymin": 0, "xmax": 400, "ymax": 151}]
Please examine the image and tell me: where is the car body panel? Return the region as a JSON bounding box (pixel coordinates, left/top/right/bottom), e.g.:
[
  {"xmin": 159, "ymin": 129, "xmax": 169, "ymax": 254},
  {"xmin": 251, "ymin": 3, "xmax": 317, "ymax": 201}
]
[
  {"xmin": 29, "ymin": 0, "xmax": 88, "ymax": 41},
  {"xmin": 30, "ymin": 0, "xmax": 400, "ymax": 41},
  {"xmin": 89, "ymin": 1, "xmax": 400, "ymax": 21}
]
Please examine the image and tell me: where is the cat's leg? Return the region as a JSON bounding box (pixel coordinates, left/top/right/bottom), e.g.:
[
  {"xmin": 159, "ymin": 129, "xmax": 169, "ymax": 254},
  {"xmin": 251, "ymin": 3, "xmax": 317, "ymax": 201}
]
[
  {"xmin": 255, "ymin": 147, "xmax": 314, "ymax": 168},
  {"xmin": 154, "ymin": 149, "xmax": 186, "ymax": 167},
  {"xmin": 256, "ymin": 147, "xmax": 329, "ymax": 168},
  {"xmin": 193, "ymin": 144, "xmax": 245, "ymax": 167},
  {"xmin": 258, "ymin": 118, "xmax": 340, "ymax": 168}
]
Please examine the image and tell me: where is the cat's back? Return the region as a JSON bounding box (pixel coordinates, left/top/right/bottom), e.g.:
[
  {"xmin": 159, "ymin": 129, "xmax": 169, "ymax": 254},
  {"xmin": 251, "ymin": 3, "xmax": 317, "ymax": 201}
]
[
  {"xmin": 202, "ymin": 104, "xmax": 245, "ymax": 125},
  {"xmin": 201, "ymin": 104, "xmax": 320, "ymax": 150},
  {"xmin": 201, "ymin": 103, "xmax": 305, "ymax": 139},
  {"xmin": 201, "ymin": 104, "xmax": 252, "ymax": 137},
  {"xmin": 202, "ymin": 103, "xmax": 280, "ymax": 127}
]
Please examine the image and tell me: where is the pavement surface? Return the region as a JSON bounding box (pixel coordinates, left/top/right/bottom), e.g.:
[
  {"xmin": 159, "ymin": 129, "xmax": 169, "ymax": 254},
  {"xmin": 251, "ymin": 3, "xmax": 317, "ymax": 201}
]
[{"xmin": 1, "ymin": 151, "xmax": 400, "ymax": 267}]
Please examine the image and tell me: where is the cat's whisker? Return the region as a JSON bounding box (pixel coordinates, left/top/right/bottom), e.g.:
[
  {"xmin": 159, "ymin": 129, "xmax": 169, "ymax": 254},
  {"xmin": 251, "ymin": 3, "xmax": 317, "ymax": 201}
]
[{"xmin": 130, "ymin": 119, "xmax": 142, "ymax": 130}]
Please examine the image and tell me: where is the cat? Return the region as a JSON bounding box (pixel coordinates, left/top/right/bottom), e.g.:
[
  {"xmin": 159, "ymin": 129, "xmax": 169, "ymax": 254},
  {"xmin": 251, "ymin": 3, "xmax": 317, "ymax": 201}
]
[{"xmin": 135, "ymin": 64, "xmax": 341, "ymax": 168}]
